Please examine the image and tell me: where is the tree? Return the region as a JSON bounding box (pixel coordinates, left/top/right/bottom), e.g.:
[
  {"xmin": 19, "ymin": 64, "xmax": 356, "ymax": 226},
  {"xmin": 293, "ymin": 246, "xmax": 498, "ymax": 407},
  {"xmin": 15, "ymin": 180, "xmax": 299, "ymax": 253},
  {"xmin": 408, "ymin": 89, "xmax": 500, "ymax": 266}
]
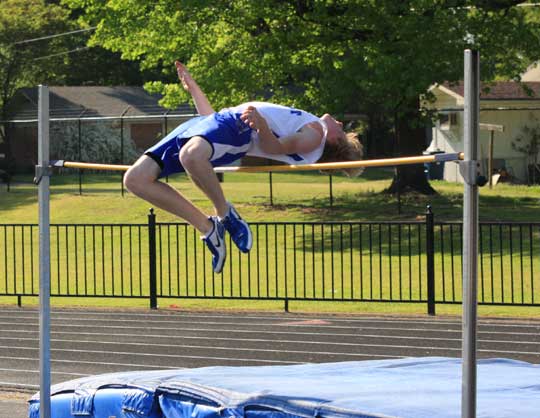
[
  {"xmin": 0, "ymin": 0, "xmax": 168, "ymax": 174},
  {"xmin": 63, "ymin": 0, "xmax": 540, "ymax": 193},
  {"xmin": 511, "ymin": 113, "xmax": 540, "ymax": 185},
  {"xmin": 0, "ymin": 0, "xmax": 72, "ymax": 170},
  {"xmin": 60, "ymin": 46, "xmax": 167, "ymax": 86}
]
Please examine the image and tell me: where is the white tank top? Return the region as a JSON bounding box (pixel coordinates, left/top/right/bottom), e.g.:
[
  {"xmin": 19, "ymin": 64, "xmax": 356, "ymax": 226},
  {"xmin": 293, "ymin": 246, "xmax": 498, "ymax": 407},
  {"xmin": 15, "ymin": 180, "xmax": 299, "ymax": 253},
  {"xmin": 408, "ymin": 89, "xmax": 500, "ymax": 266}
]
[{"xmin": 228, "ymin": 102, "xmax": 327, "ymax": 164}]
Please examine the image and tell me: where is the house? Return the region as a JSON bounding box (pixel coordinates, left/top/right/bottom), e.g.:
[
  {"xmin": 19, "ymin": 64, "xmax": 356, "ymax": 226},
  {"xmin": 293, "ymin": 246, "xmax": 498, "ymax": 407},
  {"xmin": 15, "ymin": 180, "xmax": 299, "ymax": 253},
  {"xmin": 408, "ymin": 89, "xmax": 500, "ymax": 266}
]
[
  {"xmin": 426, "ymin": 81, "xmax": 540, "ymax": 184},
  {"xmin": 3, "ymin": 86, "xmax": 196, "ymax": 171},
  {"xmin": 522, "ymin": 62, "xmax": 540, "ymax": 82}
]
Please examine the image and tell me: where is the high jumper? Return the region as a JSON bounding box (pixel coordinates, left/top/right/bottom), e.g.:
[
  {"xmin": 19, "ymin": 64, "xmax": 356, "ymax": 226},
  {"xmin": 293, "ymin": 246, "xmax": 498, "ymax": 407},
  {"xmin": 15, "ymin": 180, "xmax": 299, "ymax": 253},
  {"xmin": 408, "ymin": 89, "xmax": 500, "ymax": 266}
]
[{"xmin": 122, "ymin": 61, "xmax": 364, "ymax": 273}]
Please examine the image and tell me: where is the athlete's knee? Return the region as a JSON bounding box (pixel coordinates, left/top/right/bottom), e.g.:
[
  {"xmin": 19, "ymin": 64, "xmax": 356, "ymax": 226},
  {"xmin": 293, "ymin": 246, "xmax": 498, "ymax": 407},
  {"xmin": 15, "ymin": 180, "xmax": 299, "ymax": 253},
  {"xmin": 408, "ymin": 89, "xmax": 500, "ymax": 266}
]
[
  {"xmin": 179, "ymin": 137, "xmax": 211, "ymax": 169},
  {"xmin": 124, "ymin": 157, "xmax": 159, "ymax": 194},
  {"xmin": 124, "ymin": 167, "xmax": 144, "ymax": 194}
]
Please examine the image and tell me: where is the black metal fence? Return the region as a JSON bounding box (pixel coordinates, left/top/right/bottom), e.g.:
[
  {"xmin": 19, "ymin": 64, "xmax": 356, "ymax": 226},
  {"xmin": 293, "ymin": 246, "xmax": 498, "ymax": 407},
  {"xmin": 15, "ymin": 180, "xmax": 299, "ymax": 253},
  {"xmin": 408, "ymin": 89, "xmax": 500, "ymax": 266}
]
[{"xmin": 1, "ymin": 209, "xmax": 539, "ymax": 313}]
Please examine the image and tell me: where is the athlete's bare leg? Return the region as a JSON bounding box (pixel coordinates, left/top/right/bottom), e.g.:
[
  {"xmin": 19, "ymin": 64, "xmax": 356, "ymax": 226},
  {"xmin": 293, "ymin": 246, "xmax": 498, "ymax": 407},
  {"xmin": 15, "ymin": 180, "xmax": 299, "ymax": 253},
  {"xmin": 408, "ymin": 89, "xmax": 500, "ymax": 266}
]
[
  {"xmin": 123, "ymin": 155, "xmax": 213, "ymax": 234},
  {"xmin": 179, "ymin": 136, "xmax": 229, "ymax": 218}
]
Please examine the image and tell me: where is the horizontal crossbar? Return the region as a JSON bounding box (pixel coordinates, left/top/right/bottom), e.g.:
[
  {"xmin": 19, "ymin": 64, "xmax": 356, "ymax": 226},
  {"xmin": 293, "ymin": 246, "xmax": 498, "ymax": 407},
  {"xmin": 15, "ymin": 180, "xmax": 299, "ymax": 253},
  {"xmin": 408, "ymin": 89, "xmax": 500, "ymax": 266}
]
[{"xmin": 50, "ymin": 152, "xmax": 463, "ymax": 174}]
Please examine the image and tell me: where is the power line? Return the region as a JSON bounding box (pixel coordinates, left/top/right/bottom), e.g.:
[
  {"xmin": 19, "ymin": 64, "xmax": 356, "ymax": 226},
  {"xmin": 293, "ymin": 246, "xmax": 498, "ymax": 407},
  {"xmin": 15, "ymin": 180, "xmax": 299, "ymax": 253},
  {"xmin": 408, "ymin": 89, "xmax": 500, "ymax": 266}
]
[
  {"xmin": 13, "ymin": 27, "xmax": 96, "ymax": 46},
  {"xmin": 32, "ymin": 46, "xmax": 91, "ymax": 61}
]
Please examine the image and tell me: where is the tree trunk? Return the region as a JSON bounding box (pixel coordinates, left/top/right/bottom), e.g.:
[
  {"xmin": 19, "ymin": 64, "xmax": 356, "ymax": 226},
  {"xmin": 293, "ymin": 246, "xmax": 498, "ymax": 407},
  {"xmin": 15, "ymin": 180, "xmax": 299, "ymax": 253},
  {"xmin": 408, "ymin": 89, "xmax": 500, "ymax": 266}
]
[
  {"xmin": 385, "ymin": 164, "xmax": 436, "ymax": 195},
  {"xmin": 385, "ymin": 104, "xmax": 437, "ymax": 195}
]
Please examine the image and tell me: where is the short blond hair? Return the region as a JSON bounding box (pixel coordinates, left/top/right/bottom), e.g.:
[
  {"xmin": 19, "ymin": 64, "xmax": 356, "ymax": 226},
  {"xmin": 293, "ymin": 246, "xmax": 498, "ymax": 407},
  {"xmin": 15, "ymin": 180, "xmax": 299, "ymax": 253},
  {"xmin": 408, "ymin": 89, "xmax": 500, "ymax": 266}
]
[{"xmin": 318, "ymin": 132, "xmax": 364, "ymax": 177}]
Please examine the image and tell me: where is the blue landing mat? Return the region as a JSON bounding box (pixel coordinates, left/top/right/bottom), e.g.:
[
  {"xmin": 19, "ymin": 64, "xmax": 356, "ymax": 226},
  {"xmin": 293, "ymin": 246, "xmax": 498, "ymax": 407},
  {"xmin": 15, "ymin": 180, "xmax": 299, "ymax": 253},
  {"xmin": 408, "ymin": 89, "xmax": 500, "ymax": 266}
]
[{"xmin": 29, "ymin": 357, "xmax": 540, "ymax": 418}]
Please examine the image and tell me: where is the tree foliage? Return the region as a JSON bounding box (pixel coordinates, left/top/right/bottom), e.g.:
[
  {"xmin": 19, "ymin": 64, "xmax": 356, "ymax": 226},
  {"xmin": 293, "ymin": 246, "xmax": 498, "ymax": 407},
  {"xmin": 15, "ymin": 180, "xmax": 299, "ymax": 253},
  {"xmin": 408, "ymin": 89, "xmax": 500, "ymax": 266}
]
[
  {"xmin": 0, "ymin": 0, "xmax": 73, "ymax": 117},
  {"xmin": 511, "ymin": 112, "xmax": 540, "ymax": 184},
  {"xmin": 0, "ymin": 0, "xmax": 73, "ymax": 171},
  {"xmin": 0, "ymin": 0, "xmax": 171, "ymax": 173},
  {"xmin": 61, "ymin": 1, "xmax": 540, "ymax": 192},
  {"xmin": 62, "ymin": 1, "xmax": 540, "ymax": 114}
]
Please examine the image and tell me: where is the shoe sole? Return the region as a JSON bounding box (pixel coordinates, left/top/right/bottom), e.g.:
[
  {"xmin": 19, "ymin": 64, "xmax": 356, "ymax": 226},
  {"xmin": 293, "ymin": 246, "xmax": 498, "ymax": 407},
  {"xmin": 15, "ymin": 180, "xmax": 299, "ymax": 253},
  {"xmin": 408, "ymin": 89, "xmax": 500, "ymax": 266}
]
[
  {"xmin": 214, "ymin": 251, "xmax": 226, "ymax": 273},
  {"xmin": 208, "ymin": 217, "xmax": 227, "ymax": 273}
]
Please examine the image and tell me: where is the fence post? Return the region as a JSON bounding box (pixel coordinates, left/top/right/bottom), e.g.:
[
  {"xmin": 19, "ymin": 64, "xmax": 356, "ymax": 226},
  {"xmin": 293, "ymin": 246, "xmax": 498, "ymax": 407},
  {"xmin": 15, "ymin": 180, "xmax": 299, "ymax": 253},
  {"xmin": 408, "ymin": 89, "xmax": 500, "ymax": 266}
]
[
  {"xmin": 78, "ymin": 117, "xmax": 82, "ymax": 195},
  {"xmin": 329, "ymin": 174, "xmax": 333, "ymax": 207},
  {"xmin": 269, "ymin": 172, "xmax": 274, "ymax": 205},
  {"xmin": 120, "ymin": 106, "xmax": 130, "ymax": 196},
  {"xmin": 148, "ymin": 208, "xmax": 158, "ymax": 309},
  {"xmin": 77, "ymin": 109, "xmax": 87, "ymax": 195},
  {"xmin": 426, "ymin": 205, "xmax": 436, "ymax": 315}
]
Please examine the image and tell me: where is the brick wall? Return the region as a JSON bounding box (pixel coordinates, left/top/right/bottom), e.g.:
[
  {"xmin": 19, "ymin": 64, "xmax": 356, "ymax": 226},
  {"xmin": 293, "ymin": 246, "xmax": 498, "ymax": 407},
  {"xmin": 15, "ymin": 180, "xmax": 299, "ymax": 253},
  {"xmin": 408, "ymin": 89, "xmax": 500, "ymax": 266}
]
[
  {"xmin": 11, "ymin": 126, "xmax": 37, "ymax": 171},
  {"xmin": 130, "ymin": 123, "xmax": 163, "ymax": 151}
]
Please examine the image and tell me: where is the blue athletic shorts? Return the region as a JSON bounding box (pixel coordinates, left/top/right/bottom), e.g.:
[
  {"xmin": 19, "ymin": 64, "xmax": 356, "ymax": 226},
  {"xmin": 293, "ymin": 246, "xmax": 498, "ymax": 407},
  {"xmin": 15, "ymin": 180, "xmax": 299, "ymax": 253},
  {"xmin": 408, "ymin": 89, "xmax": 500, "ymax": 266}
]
[{"xmin": 144, "ymin": 110, "xmax": 253, "ymax": 178}]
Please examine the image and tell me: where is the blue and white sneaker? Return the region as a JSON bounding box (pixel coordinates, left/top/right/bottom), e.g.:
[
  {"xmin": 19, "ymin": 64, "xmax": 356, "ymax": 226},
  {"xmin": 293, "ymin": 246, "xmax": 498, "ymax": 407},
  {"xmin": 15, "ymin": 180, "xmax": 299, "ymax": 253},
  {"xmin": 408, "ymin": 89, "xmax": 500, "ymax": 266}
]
[
  {"xmin": 202, "ymin": 217, "xmax": 226, "ymax": 273},
  {"xmin": 220, "ymin": 203, "xmax": 252, "ymax": 253}
]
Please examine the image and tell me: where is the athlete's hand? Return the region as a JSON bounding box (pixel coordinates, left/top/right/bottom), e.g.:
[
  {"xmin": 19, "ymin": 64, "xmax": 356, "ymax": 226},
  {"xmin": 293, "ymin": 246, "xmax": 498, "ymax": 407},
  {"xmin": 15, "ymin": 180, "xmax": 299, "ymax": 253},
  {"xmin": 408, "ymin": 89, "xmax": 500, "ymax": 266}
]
[
  {"xmin": 175, "ymin": 61, "xmax": 196, "ymax": 92},
  {"xmin": 240, "ymin": 106, "xmax": 268, "ymax": 131}
]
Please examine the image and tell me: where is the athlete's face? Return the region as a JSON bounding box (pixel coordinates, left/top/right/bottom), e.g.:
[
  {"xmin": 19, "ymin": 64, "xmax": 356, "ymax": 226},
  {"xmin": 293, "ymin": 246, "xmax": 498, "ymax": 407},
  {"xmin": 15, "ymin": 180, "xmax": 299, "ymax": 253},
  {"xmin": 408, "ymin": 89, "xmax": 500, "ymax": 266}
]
[{"xmin": 321, "ymin": 114, "xmax": 345, "ymax": 144}]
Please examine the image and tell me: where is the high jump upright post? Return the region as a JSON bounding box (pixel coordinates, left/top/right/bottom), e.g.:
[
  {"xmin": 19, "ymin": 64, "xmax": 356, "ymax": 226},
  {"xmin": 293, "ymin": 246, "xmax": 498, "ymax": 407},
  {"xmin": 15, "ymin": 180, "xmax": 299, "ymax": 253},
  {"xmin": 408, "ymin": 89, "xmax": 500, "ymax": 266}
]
[
  {"xmin": 462, "ymin": 49, "xmax": 480, "ymax": 418},
  {"xmin": 37, "ymin": 85, "xmax": 52, "ymax": 418}
]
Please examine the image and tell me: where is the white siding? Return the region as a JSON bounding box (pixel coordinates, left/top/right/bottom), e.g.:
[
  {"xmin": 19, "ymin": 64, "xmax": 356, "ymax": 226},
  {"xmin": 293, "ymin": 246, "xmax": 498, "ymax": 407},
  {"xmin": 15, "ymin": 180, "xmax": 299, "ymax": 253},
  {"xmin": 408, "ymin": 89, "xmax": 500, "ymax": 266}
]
[{"xmin": 427, "ymin": 93, "xmax": 540, "ymax": 183}]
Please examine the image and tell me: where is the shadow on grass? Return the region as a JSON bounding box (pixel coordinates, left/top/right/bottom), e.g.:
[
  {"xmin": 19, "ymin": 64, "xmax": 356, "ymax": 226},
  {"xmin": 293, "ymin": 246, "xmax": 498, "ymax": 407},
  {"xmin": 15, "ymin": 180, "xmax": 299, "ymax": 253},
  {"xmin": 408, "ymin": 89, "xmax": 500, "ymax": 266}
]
[
  {"xmin": 0, "ymin": 180, "xmax": 38, "ymax": 215},
  {"xmin": 255, "ymin": 188, "xmax": 540, "ymax": 223},
  {"xmin": 255, "ymin": 190, "xmax": 460, "ymax": 222},
  {"xmin": 286, "ymin": 167, "xmax": 394, "ymax": 183},
  {"xmin": 478, "ymin": 194, "xmax": 540, "ymax": 222},
  {"xmin": 357, "ymin": 167, "xmax": 395, "ymax": 181}
]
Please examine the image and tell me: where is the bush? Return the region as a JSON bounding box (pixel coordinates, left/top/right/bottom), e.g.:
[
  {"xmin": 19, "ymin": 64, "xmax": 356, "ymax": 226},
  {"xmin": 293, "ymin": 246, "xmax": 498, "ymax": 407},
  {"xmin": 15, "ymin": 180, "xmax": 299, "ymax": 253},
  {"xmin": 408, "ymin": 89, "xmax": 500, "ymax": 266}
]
[{"xmin": 50, "ymin": 120, "xmax": 139, "ymax": 164}]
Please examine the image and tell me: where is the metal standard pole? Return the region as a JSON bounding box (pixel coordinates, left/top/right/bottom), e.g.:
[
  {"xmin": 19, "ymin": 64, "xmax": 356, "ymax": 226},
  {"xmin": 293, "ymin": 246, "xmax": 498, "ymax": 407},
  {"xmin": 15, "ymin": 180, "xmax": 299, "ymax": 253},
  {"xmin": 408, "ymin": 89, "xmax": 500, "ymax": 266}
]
[
  {"xmin": 37, "ymin": 85, "xmax": 51, "ymax": 418},
  {"xmin": 120, "ymin": 106, "xmax": 130, "ymax": 196},
  {"xmin": 462, "ymin": 49, "xmax": 480, "ymax": 418}
]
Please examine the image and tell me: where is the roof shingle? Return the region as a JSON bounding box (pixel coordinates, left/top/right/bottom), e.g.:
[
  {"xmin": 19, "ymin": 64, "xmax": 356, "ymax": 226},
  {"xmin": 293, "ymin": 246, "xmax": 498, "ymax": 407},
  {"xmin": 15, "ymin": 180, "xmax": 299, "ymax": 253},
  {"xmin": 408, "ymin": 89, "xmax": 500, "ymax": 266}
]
[
  {"xmin": 442, "ymin": 81, "xmax": 540, "ymax": 100},
  {"xmin": 10, "ymin": 86, "xmax": 195, "ymax": 120}
]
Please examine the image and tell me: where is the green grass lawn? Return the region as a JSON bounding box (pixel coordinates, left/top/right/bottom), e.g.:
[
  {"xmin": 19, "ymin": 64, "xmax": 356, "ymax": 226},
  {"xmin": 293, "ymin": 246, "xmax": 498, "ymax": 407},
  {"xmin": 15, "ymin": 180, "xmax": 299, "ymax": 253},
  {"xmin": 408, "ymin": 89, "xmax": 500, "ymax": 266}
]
[
  {"xmin": 1, "ymin": 168, "xmax": 539, "ymax": 317},
  {"xmin": 3, "ymin": 168, "xmax": 540, "ymax": 223}
]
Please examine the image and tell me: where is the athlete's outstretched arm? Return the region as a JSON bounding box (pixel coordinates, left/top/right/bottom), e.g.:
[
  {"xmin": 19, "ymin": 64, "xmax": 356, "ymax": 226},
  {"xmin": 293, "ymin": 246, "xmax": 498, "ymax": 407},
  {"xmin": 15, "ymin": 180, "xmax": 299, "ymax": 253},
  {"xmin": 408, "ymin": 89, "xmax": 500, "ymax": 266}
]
[{"xmin": 175, "ymin": 61, "xmax": 215, "ymax": 116}]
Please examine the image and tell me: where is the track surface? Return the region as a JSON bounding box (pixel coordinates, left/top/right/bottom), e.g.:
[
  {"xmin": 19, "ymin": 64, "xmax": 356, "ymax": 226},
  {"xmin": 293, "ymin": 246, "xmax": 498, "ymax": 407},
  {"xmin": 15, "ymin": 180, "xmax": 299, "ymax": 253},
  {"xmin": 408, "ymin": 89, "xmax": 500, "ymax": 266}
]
[{"xmin": 1, "ymin": 306, "xmax": 539, "ymax": 417}]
